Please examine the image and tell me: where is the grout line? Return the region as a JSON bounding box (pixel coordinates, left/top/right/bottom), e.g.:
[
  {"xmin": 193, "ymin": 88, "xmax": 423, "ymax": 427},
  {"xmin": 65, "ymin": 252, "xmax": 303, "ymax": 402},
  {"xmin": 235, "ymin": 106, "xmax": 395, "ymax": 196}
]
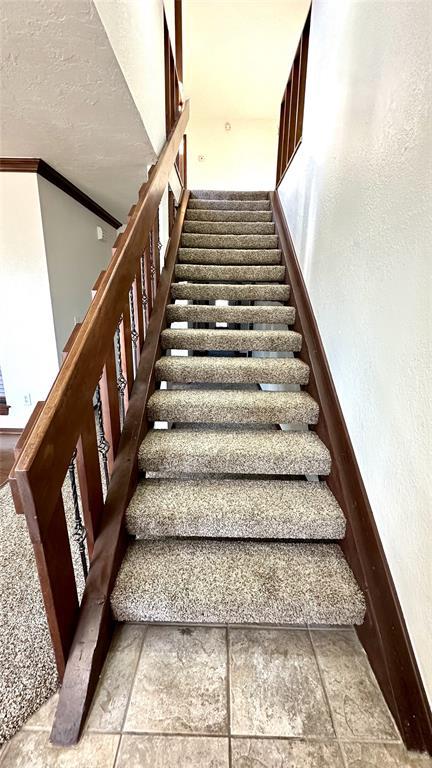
[
  {"xmin": 118, "ymin": 625, "xmax": 149, "ymax": 734},
  {"xmin": 307, "ymin": 627, "xmax": 348, "ymax": 767},
  {"xmin": 226, "ymin": 627, "xmax": 232, "ymax": 768},
  {"xmin": 112, "ymin": 733, "xmax": 123, "ymax": 768},
  {"xmin": 13, "ymin": 726, "xmax": 413, "ymax": 744},
  {"xmin": 0, "ymin": 741, "xmax": 10, "ymax": 766}
]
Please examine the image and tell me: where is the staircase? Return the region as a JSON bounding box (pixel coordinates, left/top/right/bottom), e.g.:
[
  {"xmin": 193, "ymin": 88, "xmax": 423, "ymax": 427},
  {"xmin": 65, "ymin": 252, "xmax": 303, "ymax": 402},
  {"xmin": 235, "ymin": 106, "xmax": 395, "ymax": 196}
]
[{"xmin": 110, "ymin": 190, "xmax": 365, "ymax": 627}]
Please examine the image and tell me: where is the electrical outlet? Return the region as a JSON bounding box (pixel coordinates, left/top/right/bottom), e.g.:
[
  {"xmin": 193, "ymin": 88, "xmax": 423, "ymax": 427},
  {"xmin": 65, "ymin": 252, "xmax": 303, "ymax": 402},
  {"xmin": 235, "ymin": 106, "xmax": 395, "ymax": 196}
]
[
  {"xmin": 96, "ymin": 226, "xmax": 104, "ymax": 241},
  {"xmin": 24, "ymin": 393, "xmax": 32, "ymax": 406}
]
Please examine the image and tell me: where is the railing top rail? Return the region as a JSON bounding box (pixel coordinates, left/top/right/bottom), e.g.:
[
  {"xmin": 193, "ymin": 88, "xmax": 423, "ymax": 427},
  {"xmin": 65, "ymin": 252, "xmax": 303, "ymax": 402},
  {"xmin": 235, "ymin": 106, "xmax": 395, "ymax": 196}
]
[{"xmin": 15, "ymin": 101, "xmax": 189, "ymax": 514}]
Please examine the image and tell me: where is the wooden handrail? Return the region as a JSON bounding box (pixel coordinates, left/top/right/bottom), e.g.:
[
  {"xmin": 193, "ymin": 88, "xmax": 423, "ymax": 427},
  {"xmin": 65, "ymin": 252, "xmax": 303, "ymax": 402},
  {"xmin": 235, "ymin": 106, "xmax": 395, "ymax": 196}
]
[
  {"xmin": 15, "ymin": 102, "xmax": 189, "ymax": 506},
  {"xmin": 276, "ymin": 7, "xmax": 311, "ymax": 186},
  {"xmin": 12, "ymin": 100, "xmax": 189, "ymax": 680}
]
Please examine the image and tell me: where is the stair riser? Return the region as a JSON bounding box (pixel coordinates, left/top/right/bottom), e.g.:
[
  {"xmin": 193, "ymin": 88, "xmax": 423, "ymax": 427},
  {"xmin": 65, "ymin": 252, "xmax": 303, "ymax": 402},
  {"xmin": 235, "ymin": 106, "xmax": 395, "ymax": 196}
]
[
  {"xmin": 183, "ymin": 221, "xmax": 275, "ymax": 235},
  {"xmin": 147, "ymin": 402, "xmax": 319, "ymax": 425},
  {"xmin": 140, "ymin": 453, "xmax": 330, "ymax": 475},
  {"xmin": 181, "ymin": 234, "xmax": 279, "ymax": 249},
  {"xmin": 139, "ymin": 429, "xmax": 331, "ymax": 476},
  {"xmin": 155, "ymin": 358, "xmax": 310, "ymax": 386},
  {"xmin": 175, "ymin": 265, "xmax": 285, "ymax": 282},
  {"xmin": 178, "ymin": 248, "xmax": 281, "ymax": 265},
  {"xmin": 188, "ymin": 200, "xmax": 271, "ymax": 211},
  {"xmin": 111, "ymin": 540, "xmax": 365, "ymax": 625},
  {"xmin": 161, "ymin": 330, "xmax": 302, "ymax": 352},
  {"xmin": 127, "ymin": 478, "xmax": 346, "ymax": 541},
  {"xmin": 129, "ymin": 521, "xmax": 344, "ymax": 540},
  {"xmin": 171, "ymin": 283, "xmax": 290, "ymax": 301},
  {"xmin": 191, "ymin": 190, "xmax": 269, "ymax": 200},
  {"xmin": 185, "ymin": 210, "xmax": 273, "ymax": 222},
  {"xmin": 166, "ymin": 305, "xmax": 295, "ymax": 325}
]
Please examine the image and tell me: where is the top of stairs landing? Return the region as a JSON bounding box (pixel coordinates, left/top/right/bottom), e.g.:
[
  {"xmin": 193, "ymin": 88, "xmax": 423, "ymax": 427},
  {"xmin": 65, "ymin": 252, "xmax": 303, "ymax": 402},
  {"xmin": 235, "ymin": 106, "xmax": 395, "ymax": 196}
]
[{"xmin": 190, "ymin": 190, "xmax": 269, "ymax": 200}]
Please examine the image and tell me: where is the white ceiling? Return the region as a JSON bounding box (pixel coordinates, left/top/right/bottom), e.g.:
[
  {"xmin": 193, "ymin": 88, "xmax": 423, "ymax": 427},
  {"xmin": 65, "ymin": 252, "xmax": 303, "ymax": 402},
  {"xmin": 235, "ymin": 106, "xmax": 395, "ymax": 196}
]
[
  {"xmin": 184, "ymin": 0, "xmax": 311, "ymax": 120},
  {"xmin": 0, "ymin": 0, "xmax": 156, "ymax": 221}
]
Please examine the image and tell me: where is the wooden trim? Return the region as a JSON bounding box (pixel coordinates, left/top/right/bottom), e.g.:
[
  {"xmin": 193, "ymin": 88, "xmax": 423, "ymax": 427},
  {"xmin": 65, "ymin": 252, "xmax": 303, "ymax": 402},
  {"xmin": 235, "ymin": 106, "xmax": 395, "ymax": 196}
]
[
  {"xmin": 50, "ymin": 189, "xmax": 190, "ymax": 747},
  {"xmin": 271, "ymin": 190, "xmax": 432, "ymax": 755},
  {"xmin": 0, "ymin": 428, "xmax": 22, "ymax": 435},
  {"xmin": 0, "ymin": 158, "xmax": 122, "ymax": 229},
  {"xmin": 9, "ymin": 402, "xmax": 44, "ymax": 515},
  {"xmin": 175, "ymin": 0, "xmax": 183, "ymax": 83}
]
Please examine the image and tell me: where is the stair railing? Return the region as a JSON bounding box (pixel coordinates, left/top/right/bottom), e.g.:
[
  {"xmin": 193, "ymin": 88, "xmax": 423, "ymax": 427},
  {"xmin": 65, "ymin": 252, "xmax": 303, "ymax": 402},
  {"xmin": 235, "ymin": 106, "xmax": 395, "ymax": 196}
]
[
  {"xmin": 10, "ymin": 101, "xmax": 189, "ymax": 689},
  {"xmin": 164, "ymin": 7, "xmax": 187, "ymax": 187},
  {"xmin": 276, "ymin": 6, "xmax": 311, "ymax": 186}
]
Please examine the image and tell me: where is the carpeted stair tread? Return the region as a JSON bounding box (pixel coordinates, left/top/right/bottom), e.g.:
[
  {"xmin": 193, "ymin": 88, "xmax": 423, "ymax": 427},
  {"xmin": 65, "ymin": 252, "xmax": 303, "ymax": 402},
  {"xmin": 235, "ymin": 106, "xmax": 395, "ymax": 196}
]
[
  {"xmin": 138, "ymin": 428, "xmax": 331, "ymax": 475},
  {"xmin": 166, "ymin": 303, "xmax": 294, "ymax": 325},
  {"xmin": 185, "ymin": 209, "xmax": 273, "ymax": 222},
  {"xmin": 110, "ymin": 539, "xmax": 365, "ymax": 625},
  {"xmin": 181, "ymin": 233, "xmax": 278, "ymax": 249},
  {"xmin": 188, "ymin": 199, "xmax": 271, "ymax": 211},
  {"xmin": 183, "ymin": 221, "xmax": 275, "ymax": 235},
  {"xmin": 175, "ymin": 264, "xmax": 285, "ymax": 282},
  {"xmin": 155, "ymin": 355, "xmax": 310, "ymax": 385},
  {"xmin": 147, "ymin": 390, "xmax": 319, "ymax": 424},
  {"xmin": 178, "ymin": 248, "xmax": 281, "ymax": 265},
  {"xmin": 161, "ymin": 328, "xmax": 302, "ymax": 352},
  {"xmin": 126, "ymin": 478, "xmax": 346, "ymax": 539},
  {"xmin": 191, "ymin": 190, "xmax": 269, "ymax": 200},
  {"xmin": 171, "ymin": 282, "xmax": 290, "ymax": 301}
]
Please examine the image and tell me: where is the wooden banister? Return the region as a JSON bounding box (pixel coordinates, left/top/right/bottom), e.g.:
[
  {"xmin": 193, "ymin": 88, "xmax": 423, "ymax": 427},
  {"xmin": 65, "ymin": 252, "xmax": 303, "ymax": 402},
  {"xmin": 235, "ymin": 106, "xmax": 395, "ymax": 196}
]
[
  {"xmin": 14, "ymin": 101, "xmax": 189, "ymax": 511},
  {"xmin": 276, "ymin": 7, "xmax": 311, "ymax": 186},
  {"xmin": 11, "ymin": 100, "xmax": 189, "ymax": 689},
  {"xmin": 51, "ymin": 188, "xmax": 191, "ymax": 746}
]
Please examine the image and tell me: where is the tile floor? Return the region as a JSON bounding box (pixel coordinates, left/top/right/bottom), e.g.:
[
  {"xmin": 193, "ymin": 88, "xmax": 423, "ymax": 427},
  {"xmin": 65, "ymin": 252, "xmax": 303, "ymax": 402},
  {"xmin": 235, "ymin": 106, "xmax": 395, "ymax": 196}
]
[{"xmin": 1, "ymin": 624, "xmax": 430, "ymax": 767}]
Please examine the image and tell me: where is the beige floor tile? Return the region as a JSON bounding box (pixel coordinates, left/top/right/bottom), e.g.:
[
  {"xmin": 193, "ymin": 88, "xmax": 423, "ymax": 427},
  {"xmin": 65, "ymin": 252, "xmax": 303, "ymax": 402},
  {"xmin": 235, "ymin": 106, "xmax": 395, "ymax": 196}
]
[
  {"xmin": 22, "ymin": 693, "xmax": 59, "ymax": 730},
  {"xmin": 116, "ymin": 734, "xmax": 229, "ymax": 767},
  {"xmin": 342, "ymin": 742, "xmax": 432, "ymax": 767},
  {"xmin": 229, "ymin": 628, "xmax": 334, "ymax": 737},
  {"xmin": 231, "ymin": 737, "xmax": 345, "ymax": 767},
  {"xmin": 86, "ymin": 624, "xmax": 145, "ymax": 732},
  {"xmin": 311, "ymin": 629, "xmax": 399, "ymax": 741},
  {"xmin": 124, "ymin": 625, "xmax": 228, "ymax": 734},
  {"xmin": 0, "ymin": 730, "xmax": 119, "ymax": 768}
]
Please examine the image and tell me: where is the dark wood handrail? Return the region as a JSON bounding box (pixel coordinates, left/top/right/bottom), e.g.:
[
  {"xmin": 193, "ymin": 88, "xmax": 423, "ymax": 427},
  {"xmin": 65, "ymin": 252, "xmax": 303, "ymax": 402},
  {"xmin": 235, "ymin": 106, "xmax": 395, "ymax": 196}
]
[
  {"xmin": 12, "ymin": 100, "xmax": 189, "ymax": 681},
  {"xmin": 276, "ymin": 7, "xmax": 311, "ymax": 186},
  {"xmin": 15, "ymin": 102, "xmax": 189, "ymax": 509}
]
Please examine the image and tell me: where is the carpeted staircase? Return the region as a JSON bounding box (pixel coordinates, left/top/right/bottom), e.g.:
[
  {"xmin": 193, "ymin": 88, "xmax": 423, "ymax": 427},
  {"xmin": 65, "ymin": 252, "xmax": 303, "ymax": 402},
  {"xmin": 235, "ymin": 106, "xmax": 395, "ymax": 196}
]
[{"xmin": 111, "ymin": 190, "xmax": 366, "ymax": 626}]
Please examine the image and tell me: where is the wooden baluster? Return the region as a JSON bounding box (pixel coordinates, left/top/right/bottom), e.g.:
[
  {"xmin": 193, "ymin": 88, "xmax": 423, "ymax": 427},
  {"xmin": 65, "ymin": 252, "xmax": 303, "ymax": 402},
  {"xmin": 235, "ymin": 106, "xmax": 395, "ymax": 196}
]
[
  {"xmin": 32, "ymin": 492, "xmax": 80, "ymax": 677},
  {"xmin": 182, "ymin": 134, "xmax": 187, "ymax": 188},
  {"xmin": 100, "ymin": 342, "xmax": 121, "ymax": 472},
  {"xmin": 153, "ymin": 214, "xmax": 161, "ymax": 287},
  {"xmin": 287, "ymin": 52, "xmax": 300, "ymax": 159},
  {"xmin": 76, "ymin": 399, "xmax": 104, "ymax": 558},
  {"xmin": 134, "ymin": 269, "xmax": 145, "ymax": 355},
  {"xmin": 120, "ymin": 297, "xmax": 134, "ymax": 406},
  {"xmin": 92, "ymin": 272, "xmax": 121, "ymax": 472},
  {"xmin": 168, "ymin": 189, "xmax": 175, "ymax": 234},
  {"xmin": 62, "ymin": 326, "xmax": 104, "ymax": 560},
  {"xmin": 144, "ymin": 237, "xmax": 154, "ymax": 318}
]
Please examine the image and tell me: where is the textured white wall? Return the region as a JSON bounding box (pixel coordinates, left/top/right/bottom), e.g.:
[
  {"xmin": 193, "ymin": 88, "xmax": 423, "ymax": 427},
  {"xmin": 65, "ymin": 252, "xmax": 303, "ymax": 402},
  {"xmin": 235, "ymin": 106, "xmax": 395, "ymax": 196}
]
[
  {"xmin": 278, "ymin": 0, "xmax": 432, "ymax": 703},
  {"xmin": 38, "ymin": 176, "xmax": 117, "ymax": 360},
  {"xmin": 187, "ymin": 118, "xmax": 278, "ymax": 190},
  {"xmin": 0, "ymin": 174, "xmax": 59, "ymax": 428},
  {"xmin": 94, "ymin": 0, "xmax": 167, "ymax": 155},
  {"xmin": 0, "ymin": 0, "xmax": 155, "ymax": 221}
]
